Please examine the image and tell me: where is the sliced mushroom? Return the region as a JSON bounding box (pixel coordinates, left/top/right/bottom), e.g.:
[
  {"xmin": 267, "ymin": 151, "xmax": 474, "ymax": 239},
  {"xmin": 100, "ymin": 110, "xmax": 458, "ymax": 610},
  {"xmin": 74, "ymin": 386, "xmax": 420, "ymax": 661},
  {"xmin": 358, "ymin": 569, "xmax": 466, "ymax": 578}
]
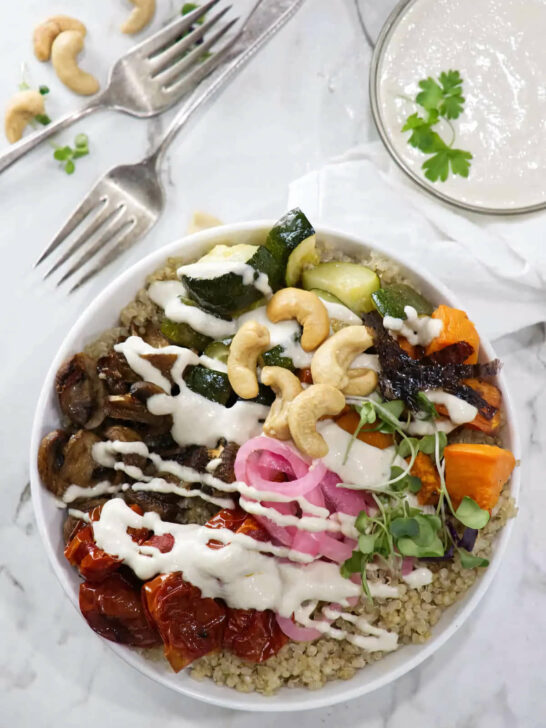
[
  {"xmin": 140, "ymin": 352, "xmax": 177, "ymax": 384},
  {"xmin": 56, "ymin": 352, "xmax": 105, "ymax": 428},
  {"xmin": 61, "ymin": 430, "xmax": 102, "ymax": 488},
  {"xmin": 123, "ymin": 488, "xmax": 181, "ymax": 522},
  {"xmin": 213, "ymin": 442, "xmax": 239, "ymax": 483},
  {"xmin": 97, "ymin": 351, "xmax": 140, "ymax": 394},
  {"xmin": 103, "ymin": 425, "xmax": 142, "ymax": 442},
  {"xmin": 37, "ymin": 429, "xmax": 101, "ymax": 497},
  {"xmin": 130, "ymin": 381, "xmax": 166, "ymax": 401},
  {"xmin": 104, "ymin": 391, "xmax": 171, "ymax": 431},
  {"xmin": 38, "ymin": 429, "xmax": 71, "ymax": 495}
]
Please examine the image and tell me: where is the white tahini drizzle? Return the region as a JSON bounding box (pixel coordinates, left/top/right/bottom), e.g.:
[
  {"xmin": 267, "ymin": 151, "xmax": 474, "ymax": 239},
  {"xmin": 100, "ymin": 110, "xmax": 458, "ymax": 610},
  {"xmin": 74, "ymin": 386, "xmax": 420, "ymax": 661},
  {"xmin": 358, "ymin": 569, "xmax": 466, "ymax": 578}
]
[
  {"xmin": 114, "ymin": 336, "xmax": 268, "ymax": 447},
  {"xmin": 317, "ymin": 421, "xmax": 404, "ymax": 490},
  {"xmin": 403, "ymin": 567, "xmax": 433, "ymax": 589},
  {"xmin": 148, "ymin": 280, "xmax": 236, "ymax": 339},
  {"xmin": 321, "ymin": 300, "xmax": 362, "ymax": 325},
  {"xmin": 177, "ymin": 260, "xmax": 272, "ymax": 298},
  {"xmin": 63, "ymin": 481, "xmax": 122, "ymax": 503},
  {"xmin": 424, "ymin": 390, "xmax": 478, "ymax": 425},
  {"xmin": 237, "ymin": 305, "xmax": 313, "ymax": 369},
  {"xmin": 93, "ymin": 499, "xmax": 357, "ymax": 610},
  {"xmin": 383, "ymin": 305, "xmax": 442, "ymax": 347}
]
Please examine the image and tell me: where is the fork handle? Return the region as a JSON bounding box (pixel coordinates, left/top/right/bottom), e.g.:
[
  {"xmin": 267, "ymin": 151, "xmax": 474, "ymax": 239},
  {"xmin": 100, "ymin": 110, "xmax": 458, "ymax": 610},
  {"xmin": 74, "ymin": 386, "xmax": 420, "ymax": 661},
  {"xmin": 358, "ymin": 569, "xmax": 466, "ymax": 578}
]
[
  {"xmin": 148, "ymin": 0, "xmax": 304, "ymax": 168},
  {"xmin": 0, "ymin": 98, "xmax": 103, "ymax": 175}
]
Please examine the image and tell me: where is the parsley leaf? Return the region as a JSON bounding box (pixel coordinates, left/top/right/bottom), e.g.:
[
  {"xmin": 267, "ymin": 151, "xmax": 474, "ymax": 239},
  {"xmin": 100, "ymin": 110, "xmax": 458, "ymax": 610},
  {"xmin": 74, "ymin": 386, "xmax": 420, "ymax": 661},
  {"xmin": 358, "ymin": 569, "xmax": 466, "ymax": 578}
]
[{"xmin": 401, "ymin": 69, "xmax": 472, "ymax": 183}]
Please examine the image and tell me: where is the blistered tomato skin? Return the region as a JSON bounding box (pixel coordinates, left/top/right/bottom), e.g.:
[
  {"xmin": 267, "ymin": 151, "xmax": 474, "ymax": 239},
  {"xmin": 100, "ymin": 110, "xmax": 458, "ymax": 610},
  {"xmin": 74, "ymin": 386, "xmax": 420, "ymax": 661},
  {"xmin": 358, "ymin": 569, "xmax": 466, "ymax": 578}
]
[
  {"xmin": 79, "ymin": 573, "xmax": 160, "ymax": 647},
  {"xmin": 224, "ymin": 609, "xmax": 288, "ymax": 662},
  {"xmin": 65, "ymin": 525, "xmax": 121, "ymax": 582},
  {"xmin": 142, "ymin": 572, "xmax": 227, "ymax": 672}
]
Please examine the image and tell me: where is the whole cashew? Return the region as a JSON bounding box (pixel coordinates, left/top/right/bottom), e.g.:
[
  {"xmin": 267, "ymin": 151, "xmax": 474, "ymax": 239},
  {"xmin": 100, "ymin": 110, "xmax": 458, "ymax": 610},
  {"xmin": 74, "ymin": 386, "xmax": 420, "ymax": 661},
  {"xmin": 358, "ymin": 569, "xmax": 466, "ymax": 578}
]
[
  {"xmin": 227, "ymin": 321, "xmax": 270, "ymax": 399},
  {"xmin": 311, "ymin": 325, "xmax": 378, "ymax": 396},
  {"xmin": 121, "ymin": 0, "xmax": 157, "ymax": 34},
  {"xmin": 288, "ymin": 384, "xmax": 346, "ymax": 458},
  {"xmin": 51, "ymin": 30, "xmax": 100, "ymax": 96},
  {"xmin": 266, "ymin": 288, "xmax": 330, "ymax": 352},
  {"xmin": 33, "ymin": 15, "xmax": 87, "ymax": 62},
  {"xmin": 261, "ymin": 366, "xmax": 303, "ymax": 440},
  {"xmin": 4, "ymin": 90, "xmax": 45, "ymax": 144}
]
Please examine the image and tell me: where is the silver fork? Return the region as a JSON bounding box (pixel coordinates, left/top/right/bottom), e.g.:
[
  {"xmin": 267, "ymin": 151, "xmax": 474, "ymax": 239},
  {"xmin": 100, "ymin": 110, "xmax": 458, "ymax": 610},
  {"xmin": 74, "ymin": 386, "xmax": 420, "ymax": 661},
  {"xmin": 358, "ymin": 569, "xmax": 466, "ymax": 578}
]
[
  {"xmin": 36, "ymin": 0, "xmax": 304, "ymax": 292},
  {"xmin": 0, "ymin": 1, "xmax": 239, "ymax": 175}
]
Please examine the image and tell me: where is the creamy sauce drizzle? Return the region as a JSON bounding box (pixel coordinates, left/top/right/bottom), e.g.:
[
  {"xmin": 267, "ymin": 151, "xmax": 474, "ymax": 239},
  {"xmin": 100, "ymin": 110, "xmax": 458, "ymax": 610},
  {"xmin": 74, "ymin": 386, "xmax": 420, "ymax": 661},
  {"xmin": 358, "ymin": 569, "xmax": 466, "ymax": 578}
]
[
  {"xmin": 383, "ymin": 306, "xmax": 443, "ymax": 347},
  {"xmin": 424, "ymin": 390, "xmax": 478, "ymax": 424},
  {"xmin": 177, "ymin": 260, "xmax": 272, "ymax": 297},
  {"xmin": 148, "ymin": 280, "xmax": 236, "ymax": 339},
  {"xmin": 403, "ymin": 567, "xmax": 433, "ymax": 589},
  {"xmin": 114, "ymin": 337, "xmax": 268, "ymax": 447}
]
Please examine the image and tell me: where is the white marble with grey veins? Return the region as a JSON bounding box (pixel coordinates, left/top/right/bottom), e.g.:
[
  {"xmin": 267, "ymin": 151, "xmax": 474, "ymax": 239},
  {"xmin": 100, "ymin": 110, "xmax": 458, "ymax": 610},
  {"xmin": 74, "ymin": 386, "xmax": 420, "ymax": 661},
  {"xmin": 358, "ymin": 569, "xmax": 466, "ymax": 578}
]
[{"xmin": 0, "ymin": 0, "xmax": 544, "ymax": 725}]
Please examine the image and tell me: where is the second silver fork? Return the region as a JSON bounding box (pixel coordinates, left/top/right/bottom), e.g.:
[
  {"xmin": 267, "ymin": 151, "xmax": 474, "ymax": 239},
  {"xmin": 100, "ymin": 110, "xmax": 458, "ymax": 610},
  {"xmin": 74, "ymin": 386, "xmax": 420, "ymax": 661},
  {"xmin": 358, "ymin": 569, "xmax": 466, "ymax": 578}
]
[{"xmin": 36, "ymin": 0, "xmax": 305, "ymax": 292}]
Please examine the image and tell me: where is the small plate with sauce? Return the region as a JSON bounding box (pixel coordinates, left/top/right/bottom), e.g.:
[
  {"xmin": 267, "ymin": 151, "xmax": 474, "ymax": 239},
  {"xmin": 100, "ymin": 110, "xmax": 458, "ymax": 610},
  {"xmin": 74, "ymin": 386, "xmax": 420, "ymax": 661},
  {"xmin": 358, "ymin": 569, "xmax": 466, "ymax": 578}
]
[{"xmin": 369, "ymin": 0, "xmax": 546, "ymax": 215}]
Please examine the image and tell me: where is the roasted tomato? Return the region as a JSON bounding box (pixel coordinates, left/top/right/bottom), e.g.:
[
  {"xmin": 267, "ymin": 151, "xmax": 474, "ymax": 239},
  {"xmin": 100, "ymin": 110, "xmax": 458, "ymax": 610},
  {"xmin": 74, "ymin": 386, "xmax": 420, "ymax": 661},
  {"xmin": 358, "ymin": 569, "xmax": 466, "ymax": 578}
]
[
  {"xmin": 142, "ymin": 572, "xmax": 227, "ymax": 672},
  {"xmin": 298, "ymin": 367, "xmax": 313, "ymax": 384},
  {"xmin": 205, "ymin": 507, "xmax": 269, "ymax": 548},
  {"xmin": 65, "ymin": 525, "xmax": 120, "ymax": 583},
  {"xmin": 224, "ymin": 608, "xmax": 288, "ymax": 662},
  {"xmin": 79, "ymin": 573, "xmax": 160, "ymax": 647}
]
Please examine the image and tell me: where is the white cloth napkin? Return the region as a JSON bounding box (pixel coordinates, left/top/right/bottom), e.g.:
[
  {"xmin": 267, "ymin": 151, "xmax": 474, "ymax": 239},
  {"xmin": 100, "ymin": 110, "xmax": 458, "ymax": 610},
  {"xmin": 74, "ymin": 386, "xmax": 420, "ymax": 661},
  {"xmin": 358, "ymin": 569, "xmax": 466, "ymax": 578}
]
[{"xmin": 287, "ymin": 141, "xmax": 546, "ymax": 342}]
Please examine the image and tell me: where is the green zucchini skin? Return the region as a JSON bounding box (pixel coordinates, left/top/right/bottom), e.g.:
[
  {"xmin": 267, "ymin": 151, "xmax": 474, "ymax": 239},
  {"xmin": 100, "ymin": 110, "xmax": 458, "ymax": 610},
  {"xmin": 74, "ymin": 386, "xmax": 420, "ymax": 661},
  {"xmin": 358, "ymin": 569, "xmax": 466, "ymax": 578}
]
[
  {"xmin": 203, "ymin": 339, "xmax": 232, "ymax": 364},
  {"xmin": 260, "ymin": 345, "xmax": 295, "ymax": 371},
  {"xmin": 301, "ymin": 262, "xmax": 380, "ymax": 315},
  {"xmin": 265, "ymin": 208, "xmax": 315, "ymax": 267},
  {"xmin": 184, "ymin": 365, "xmax": 232, "ymax": 406},
  {"xmin": 371, "ymin": 284, "xmax": 434, "ymax": 319},
  {"xmin": 160, "ymin": 318, "xmax": 212, "ymax": 352},
  {"xmin": 182, "ymin": 246, "xmax": 282, "ymax": 317}
]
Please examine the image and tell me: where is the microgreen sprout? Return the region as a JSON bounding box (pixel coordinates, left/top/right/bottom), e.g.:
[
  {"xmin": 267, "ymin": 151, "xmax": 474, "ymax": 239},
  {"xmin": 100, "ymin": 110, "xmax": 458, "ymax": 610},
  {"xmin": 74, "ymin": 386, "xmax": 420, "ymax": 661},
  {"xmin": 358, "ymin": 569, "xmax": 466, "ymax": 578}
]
[{"xmin": 52, "ymin": 133, "xmax": 90, "ymax": 174}]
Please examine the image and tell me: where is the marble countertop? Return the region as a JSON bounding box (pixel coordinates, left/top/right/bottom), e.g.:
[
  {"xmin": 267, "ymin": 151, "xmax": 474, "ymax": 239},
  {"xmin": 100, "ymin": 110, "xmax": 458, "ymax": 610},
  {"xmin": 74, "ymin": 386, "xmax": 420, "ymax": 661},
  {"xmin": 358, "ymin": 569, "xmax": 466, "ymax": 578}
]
[{"xmin": 1, "ymin": 0, "xmax": 544, "ymax": 725}]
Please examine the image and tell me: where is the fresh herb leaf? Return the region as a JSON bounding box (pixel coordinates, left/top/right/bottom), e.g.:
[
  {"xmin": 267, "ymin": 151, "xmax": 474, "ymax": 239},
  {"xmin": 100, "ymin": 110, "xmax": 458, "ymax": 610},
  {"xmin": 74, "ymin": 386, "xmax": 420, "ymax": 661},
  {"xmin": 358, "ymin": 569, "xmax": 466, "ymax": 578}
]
[
  {"xmin": 64, "ymin": 159, "xmax": 75, "ymax": 174},
  {"xmin": 454, "ymin": 496, "xmax": 490, "ymax": 529},
  {"xmin": 358, "ymin": 534, "xmax": 376, "ymax": 554},
  {"xmin": 397, "ymin": 437, "xmax": 419, "ymax": 458},
  {"xmin": 416, "ymin": 392, "xmax": 439, "ymax": 420},
  {"xmin": 39, "ymin": 85, "xmax": 50, "ymax": 95},
  {"xmin": 458, "ymin": 547, "xmax": 489, "ymax": 569},
  {"xmin": 340, "ymin": 550, "xmax": 363, "ymax": 578},
  {"xmin": 390, "ymin": 517, "xmax": 419, "ymax": 540},
  {"xmin": 34, "ymin": 113, "xmax": 51, "ymax": 126},
  {"xmin": 354, "ymin": 510, "xmax": 369, "ymax": 533},
  {"xmin": 52, "ymin": 133, "xmax": 90, "ymax": 174},
  {"xmin": 438, "ymin": 70, "xmax": 465, "ymax": 119},
  {"xmin": 53, "ymin": 146, "xmax": 72, "ymax": 161},
  {"xmin": 389, "ymin": 466, "xmax": 422, "ymax": 494},
  {"xmin": 419, "ymin": 431, "xmax": 447, "ymax": 459},
  {"xmin": 397, "ymin": 534, "xmax": 445, "ymax": 558},
  {"xmin": 401, "ymin": 70, "xmax": 472, "ymax": 183},
  {"xmin": 75, "ymin": 133, "xmax": 89, "ymax": 148}
]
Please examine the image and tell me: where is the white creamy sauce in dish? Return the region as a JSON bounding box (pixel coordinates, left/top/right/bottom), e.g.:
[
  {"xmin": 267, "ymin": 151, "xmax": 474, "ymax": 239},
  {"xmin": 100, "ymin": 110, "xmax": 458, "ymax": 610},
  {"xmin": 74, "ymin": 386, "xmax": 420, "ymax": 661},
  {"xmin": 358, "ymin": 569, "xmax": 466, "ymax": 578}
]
[
  {"xmin": 148, "ymin": 280, "xmax": 237, "ymax": 339},
  {"xmin": 378, "ymin": 0, "xmax": 546, "ymax": 209},
  {"xmin": 403, "ymin": 567, "xmax": 433, "ymax": 589},
  {"xmin": 237, "ymin": 305, "xmax": 313, "ymax": 369},
  {"xmin": 321, "ymin": 300, "xmax": 363, "ymax": 325},
  {"xmin": 383, "ymin": 305, "xmax": 442, "ymax": 347}
]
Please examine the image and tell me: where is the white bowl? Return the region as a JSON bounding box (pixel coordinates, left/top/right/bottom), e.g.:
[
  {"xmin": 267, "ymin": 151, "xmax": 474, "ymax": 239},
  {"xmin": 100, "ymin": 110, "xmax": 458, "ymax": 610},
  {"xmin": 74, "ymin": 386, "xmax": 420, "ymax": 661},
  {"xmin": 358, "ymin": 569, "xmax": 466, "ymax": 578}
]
[{"xmin": 30, "ymin": 221, "xmax": 521, "ymax": 712}]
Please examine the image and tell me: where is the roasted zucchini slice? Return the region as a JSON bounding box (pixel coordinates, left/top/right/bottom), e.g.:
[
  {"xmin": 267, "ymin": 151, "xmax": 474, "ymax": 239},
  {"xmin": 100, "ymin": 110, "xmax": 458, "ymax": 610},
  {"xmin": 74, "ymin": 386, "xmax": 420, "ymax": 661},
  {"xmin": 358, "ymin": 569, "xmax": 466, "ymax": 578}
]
[
  {"xmin": 301, "ymin": 262, "xmax": 380, "ymax": 315},
  {"xmin": 285, "ymin": 235, "xmax": 320, "ymax": 286},
  {"xmin": 265, "ymin": 208, "xmax": 316, "ymax": 268},
  {"xmin": 260, "ymin": 345, "xmax": 295, "ymax": 371},
  {"xmin": 184, "ymin": 365, "xmax": 231, "ymax": 406},
  {"xmin": 180, "ymin": 244, "xmax": 282, "ymax": 317},
  {"xmin": 371, "ymin": 284, "xmax": 434, "ymax": 319},
  {"xmin": 160, "ymin": 318, "xmax": 212, "ymax": 352}
]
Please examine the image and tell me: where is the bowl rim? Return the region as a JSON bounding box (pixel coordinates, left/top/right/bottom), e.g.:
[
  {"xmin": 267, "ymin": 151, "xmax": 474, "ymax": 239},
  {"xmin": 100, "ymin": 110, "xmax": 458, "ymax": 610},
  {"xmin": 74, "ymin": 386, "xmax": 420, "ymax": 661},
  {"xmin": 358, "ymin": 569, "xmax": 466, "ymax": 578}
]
[
  {"xmin": 368, "ymin": 0, "xmax": 546, "ymax": 217},
  {"xmin": 29, "ymin": 220, "xmax": 521, "ymax": 712}
]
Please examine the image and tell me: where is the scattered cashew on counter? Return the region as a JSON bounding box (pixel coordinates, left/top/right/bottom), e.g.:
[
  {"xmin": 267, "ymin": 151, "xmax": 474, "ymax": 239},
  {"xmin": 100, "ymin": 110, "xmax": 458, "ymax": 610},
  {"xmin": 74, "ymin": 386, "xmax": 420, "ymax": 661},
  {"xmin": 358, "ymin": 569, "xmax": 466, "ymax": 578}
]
[
  {"xmin": 51, "ymin": 30, "xmax": 100, "ymax": 95},
  {"xmin": 288, "ymin": 384, "xmax": 346, "ymax": 459},
  {"xmin": 227, "ymin": 321, "xmax": 270, "ymax": 399},
  {"xmin": 261, "ymin": 366, "xmax": 303, "ymax": 440},
  {"xmin": 4, "ymin": 90, "xmax": 45, "ymax": 143},
  {"xmin": 33, "ymin": 15, "xmax": 87, "ymax": 62},
  {"xmin": 311, "ymin": 325, "xmax": 378, "ymax": 397},
  {"xmin": 266, "ymin": 288, "xmax": 330, "ymax": 352},
  {"xmin": 121, "ymin": 0, "xmax": 156, "ymax": 34}
]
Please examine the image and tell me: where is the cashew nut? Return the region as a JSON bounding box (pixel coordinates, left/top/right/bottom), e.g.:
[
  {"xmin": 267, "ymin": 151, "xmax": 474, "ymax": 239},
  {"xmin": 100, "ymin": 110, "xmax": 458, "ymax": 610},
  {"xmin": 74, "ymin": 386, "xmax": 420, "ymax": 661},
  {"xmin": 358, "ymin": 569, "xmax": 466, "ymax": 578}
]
[
  {"xmin": 33, "ymin": 15, "xmax": 87, "ymax": 62},
  {"xmin": 51, "ymin": 30, "xmax": 100, "ymax": 96},
  {"xmin": 121, "ymin": 0, "xmax": 156, "ymax": 34},
  {"xmin": 227, "ymin": 321, "xmax": 270, "ymax": 399},
  {"xmin": 311, "ymin": 325, "xmax": 378, "ymax": 396},
  {"xmin": 4, "ymin": 90, "xmax": 45, "ymax": 144},
  {"xmin": 261, "ymin": 366, "xmax": 303, "ymax": 440},
  {"xmin": 288, "ymin": 384, "xmax": 346, "ymax": 458},
  {"xmin": 266, "ymin": 288, "xmax": 330, "ymax": 352}
]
